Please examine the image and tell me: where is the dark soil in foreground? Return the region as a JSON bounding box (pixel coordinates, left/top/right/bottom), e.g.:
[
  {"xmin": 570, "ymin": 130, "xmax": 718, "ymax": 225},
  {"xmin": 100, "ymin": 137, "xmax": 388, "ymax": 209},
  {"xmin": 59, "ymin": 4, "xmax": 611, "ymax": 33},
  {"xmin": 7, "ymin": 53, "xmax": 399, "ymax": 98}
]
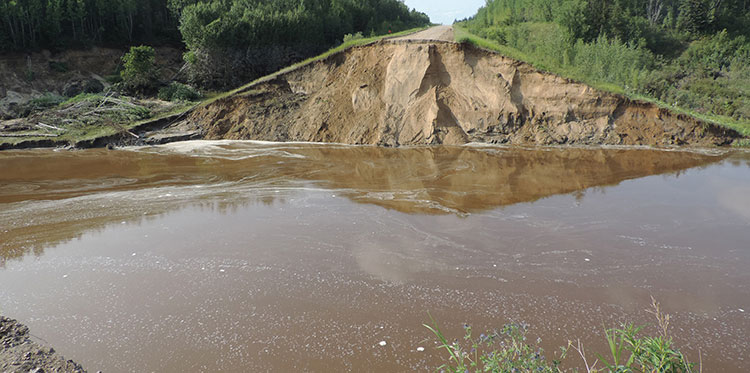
[{"xmin": 0, "ymin": 316, "xmax": 86, "ymax": 373}]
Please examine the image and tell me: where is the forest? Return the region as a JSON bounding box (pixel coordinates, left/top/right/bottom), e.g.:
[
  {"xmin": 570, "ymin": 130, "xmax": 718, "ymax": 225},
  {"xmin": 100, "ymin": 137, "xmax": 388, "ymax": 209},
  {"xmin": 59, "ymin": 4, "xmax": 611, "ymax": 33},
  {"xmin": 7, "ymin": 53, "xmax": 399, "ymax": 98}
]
[
  {"xmin": 1, "ymin": 0, "xmax": 430, "ymax": 88},
  {"xmin": 173, "ymin": 0, "xmax": 430, "ymax": 88},
  {"xmin": 459, "ymin": 0, "xmax": 750, "ymax": 123},
  {"xmin": 0, "ymin": 0, "xmax": 179, "ymax": 50}
]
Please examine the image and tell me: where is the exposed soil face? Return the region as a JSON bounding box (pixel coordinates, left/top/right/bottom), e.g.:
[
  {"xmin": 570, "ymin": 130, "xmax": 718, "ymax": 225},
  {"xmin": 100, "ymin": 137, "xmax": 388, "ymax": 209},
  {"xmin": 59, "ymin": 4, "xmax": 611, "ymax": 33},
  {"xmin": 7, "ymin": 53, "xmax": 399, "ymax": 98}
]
[
  {"xmin": 182, "ymin": 40, "xmax": 740, "ymax": 147},
  {"xmin": 0, "ymin": 316, "xmax": 86, "ymax": 373}
]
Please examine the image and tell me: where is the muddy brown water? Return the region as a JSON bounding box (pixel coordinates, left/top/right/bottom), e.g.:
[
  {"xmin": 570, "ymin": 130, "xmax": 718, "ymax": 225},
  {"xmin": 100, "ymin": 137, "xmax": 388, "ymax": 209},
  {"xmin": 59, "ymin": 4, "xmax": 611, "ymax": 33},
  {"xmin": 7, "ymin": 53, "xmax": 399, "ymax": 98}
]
[{"xmin": 1, "ymin": 141, "xmax": 749, "ymax": 372}]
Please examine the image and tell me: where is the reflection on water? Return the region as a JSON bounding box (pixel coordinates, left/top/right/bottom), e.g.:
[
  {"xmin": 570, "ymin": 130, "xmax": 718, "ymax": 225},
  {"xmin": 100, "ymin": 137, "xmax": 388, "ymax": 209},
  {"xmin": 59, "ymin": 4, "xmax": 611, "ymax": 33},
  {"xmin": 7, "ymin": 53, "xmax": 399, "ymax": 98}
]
[
  {"xmin": 1, "ymin": 142, "xmax": 749, "ymax": 372},
  {"xmin": 0, "ymin": 142, "xmax": 723, "ymax": 263}
]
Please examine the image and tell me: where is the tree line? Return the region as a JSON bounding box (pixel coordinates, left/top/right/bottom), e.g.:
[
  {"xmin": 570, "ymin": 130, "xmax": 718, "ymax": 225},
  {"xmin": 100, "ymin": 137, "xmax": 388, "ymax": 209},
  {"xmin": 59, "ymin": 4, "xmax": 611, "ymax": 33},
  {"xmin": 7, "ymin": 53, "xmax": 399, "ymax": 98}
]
[
  {"xmin": 460, "ymin": 0, "xmax": 750, "ymax": 122},
  {"xmin": 467, "ymin": 0, "xmax": 749, "ymax": 53},
  {"xmin": 0, "ymin": 0, "xmax": 179, "ymax": 50},
  {"xmin": 1, "ymin": 0, "xmax": 430, "ymax": 89},
  {"xmin": 174, "ymin": 0, "xmax": 430, "ymax": 88}
]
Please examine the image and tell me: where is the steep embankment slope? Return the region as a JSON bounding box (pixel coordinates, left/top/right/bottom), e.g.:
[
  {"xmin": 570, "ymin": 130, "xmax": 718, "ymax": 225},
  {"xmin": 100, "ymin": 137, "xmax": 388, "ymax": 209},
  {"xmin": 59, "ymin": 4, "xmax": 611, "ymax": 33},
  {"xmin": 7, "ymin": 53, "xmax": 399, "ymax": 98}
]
[{"xmin": 174, "ymin": 28, "xmax": 741, "ymax": 147}]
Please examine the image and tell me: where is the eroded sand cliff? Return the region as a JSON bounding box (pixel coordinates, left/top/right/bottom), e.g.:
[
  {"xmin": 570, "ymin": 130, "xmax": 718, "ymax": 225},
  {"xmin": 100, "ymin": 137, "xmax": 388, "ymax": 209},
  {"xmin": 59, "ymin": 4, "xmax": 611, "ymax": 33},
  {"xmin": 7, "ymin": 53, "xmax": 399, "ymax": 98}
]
[{"xmin": 177, "ymin": 40, "xmax": 739, "ymax": 147}]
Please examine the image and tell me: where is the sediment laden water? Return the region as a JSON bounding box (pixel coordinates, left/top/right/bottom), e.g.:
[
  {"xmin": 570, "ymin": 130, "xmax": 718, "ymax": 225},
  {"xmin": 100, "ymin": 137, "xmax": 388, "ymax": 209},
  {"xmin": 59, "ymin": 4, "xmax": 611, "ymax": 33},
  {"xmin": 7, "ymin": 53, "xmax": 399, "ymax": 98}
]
[{"xmin": 0, "ymin": 142, "xmax": 748, "ymax": 371}]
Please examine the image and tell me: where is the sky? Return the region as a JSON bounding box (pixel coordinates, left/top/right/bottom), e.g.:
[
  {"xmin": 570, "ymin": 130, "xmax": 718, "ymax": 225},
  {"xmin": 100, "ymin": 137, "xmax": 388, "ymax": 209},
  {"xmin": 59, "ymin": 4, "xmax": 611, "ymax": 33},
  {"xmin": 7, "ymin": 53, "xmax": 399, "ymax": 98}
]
[{"xmin": 402, "ymin": 0, "xmax": 485, "ymax": 25}]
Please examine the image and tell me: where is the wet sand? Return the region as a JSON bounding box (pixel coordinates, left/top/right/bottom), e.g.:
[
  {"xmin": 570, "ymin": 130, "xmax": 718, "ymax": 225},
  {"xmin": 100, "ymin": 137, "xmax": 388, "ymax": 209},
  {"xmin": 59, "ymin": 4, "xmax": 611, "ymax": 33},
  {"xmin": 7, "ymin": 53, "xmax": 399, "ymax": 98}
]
[{"xmin": 1, "ymin": 142, "xmax": 749, "ymax": 371}]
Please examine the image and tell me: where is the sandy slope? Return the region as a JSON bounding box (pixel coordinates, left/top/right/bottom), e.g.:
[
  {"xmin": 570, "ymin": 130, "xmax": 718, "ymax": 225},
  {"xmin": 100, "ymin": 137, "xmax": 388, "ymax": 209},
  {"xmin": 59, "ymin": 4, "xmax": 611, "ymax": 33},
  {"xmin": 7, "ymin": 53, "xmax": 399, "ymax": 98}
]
[{"xmin": 176, "ymin": 39, "xmax": 739, "ymax": 147}]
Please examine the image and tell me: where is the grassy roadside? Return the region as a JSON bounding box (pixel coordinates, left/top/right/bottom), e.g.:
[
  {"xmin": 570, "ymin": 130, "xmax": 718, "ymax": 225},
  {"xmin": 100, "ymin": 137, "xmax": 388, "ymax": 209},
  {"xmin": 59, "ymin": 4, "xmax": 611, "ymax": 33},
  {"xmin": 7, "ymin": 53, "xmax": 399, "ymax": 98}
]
[{"xmin": 453, "ymin": 25, "xmax": 750, "ymax": 139}]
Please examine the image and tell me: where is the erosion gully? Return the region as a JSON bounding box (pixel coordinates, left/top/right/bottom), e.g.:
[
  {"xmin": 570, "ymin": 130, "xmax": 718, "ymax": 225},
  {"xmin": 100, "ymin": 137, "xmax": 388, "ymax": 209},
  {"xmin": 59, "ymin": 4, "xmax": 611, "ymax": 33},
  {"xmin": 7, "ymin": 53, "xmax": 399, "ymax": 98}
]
[{"xmin": 1, "ymin": 141, "xmax": 748, "ymax": 371}]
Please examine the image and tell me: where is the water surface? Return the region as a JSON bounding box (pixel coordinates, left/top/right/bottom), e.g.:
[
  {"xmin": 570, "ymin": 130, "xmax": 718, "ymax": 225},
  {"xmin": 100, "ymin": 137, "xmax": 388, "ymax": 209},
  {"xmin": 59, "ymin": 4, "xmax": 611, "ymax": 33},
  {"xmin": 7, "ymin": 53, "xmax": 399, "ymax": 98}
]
[{"xmin": 1, "ymin": 142, "xmax": 748, "ymax": 371}]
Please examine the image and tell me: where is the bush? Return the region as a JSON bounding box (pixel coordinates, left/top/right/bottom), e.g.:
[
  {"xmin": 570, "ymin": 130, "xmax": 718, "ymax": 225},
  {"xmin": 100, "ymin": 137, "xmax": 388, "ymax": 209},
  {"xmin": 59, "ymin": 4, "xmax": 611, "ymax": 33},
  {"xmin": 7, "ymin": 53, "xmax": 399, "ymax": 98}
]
[
  {"xmin": 48, "ymin": 61, "xmax": 68, "ymax": 73},
  {"xmin": 16, "ymin": 92, "xmax": 66, "ymax": 117},
  {"xmin": 63, "ymin": 79, "xmax": 104, "ymax": 97},
  {"xmin": 570, "ymin": 35, "xmax": 656, "ymax": 87},
  {"xmin": 28, "ymin": 92, "xmax": 66, "ymax": 111},
  {"xmin": 105, "ymin": 74, "xmax": 123, "ymax": 84},
  {"xmin": 121, "ymin": 45, "xmax": 158, "ymax": 94},
  {"xmin": 158, "ymin": 82, "xmax": 202, "ymax": 101},
  {"xmin": 425, "ymin": 320, "xmax": 564, "ymax": 372},
  {"xmin": 426, "ymin": 299, "xmax": 698, "ymax": 373},
  {"xmin": 342, "ymin": 32, "xmax": 364, "ymax": 44}
]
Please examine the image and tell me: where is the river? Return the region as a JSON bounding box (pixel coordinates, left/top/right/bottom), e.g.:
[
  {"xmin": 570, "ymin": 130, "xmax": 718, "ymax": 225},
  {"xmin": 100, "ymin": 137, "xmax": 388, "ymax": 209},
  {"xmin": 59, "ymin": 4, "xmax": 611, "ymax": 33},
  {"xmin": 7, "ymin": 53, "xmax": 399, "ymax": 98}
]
[{"xmin": 1, "ymin": 141, "xmax": 749, "ymax": 371}]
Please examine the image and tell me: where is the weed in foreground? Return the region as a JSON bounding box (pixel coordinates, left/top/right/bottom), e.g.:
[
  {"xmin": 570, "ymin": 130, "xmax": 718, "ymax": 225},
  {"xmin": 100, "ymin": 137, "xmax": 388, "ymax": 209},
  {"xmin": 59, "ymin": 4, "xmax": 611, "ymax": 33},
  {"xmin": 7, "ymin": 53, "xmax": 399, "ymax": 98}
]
[
  {"xmin": 424, "ymin": 315, "xmax": 566, "ymax": 372},
  {"xmin": 426, "ymin": 298, "xmax": 700, "ymax": 372}
]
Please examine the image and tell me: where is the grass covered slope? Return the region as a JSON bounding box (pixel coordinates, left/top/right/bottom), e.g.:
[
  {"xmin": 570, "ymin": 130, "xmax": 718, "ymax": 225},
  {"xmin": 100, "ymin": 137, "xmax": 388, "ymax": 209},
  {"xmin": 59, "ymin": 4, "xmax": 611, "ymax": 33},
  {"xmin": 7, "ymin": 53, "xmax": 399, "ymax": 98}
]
[{"xmin": 455, "ymin": 0, "xmax": 750, "ymax": 137}]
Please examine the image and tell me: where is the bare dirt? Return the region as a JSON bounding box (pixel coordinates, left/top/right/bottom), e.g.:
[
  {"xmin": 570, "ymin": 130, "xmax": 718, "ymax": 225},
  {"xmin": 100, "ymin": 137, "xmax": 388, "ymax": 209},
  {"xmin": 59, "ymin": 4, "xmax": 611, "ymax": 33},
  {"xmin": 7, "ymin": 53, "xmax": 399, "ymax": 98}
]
[
  {"xmin": 393, "ymin": 25, "xmax": 454, "ymax": 41},
  {"xmin": 176, "ymin": 29, "xmax": 741, "ymax": 147},
  {"xmin": 0, "ymin": 316, "xmax": 86, "ymax": 373}
]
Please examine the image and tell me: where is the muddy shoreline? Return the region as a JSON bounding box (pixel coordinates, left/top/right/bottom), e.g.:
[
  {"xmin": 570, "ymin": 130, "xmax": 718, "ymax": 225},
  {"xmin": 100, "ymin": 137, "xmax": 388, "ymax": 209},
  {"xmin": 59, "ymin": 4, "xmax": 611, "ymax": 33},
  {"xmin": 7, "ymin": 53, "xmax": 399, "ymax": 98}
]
[{"xmin": 0, "ymin": 316, "xmax": 86, "ymax": 373}]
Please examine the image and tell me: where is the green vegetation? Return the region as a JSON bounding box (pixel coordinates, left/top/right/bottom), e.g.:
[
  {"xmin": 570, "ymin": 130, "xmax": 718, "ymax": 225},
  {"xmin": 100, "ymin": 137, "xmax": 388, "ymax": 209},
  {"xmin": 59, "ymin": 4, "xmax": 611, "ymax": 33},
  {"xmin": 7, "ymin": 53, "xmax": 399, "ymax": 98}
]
[
  {"xmin": 158, "ymin": 82, "xmax": 202, "ymax": 101},
  {"xmin": 426, "ymin": 300, "xmax": 698, "ymax": 372},
  {"xmin": 457, "ymin": 0, "xmax": 750, "ymax": 133},
  {"xmin": 120, "ymin": 45, "xmax": 159, "ymax": 94},
  {"xmin": 343, "ymin": 32, "xmax": 365, "ymax": 44},
  {"xmin": 27, "ymin": 92, "xmax": 66, "ymax": 112},
  {"xmin": 173, "ymin": 0, "xmax": 430, "ymax": 89},
  {"xmin": 0, "ymin": 92, "xmax": 197, "ymax": 147},
  {"xmin": 425, "ymin": 320, "xmax": 565, "ymax": 372},
  {"xmin": 1, "ymin": 0, "xmax": 429, "ymax": 91},
  {"xmin": 0, "ymin": 0, "xmax": 178, "ymax": 51}
]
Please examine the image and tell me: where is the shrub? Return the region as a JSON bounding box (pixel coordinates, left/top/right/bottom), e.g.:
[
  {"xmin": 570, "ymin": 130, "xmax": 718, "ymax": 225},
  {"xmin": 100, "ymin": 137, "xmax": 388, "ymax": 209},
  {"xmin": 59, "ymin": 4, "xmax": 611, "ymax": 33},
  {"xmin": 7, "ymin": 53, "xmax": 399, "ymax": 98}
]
[
  {"xmin": 427, "ymin": 299, "xmax": 698, "ymax": 373},
  {"xmin": 158, "ymin": 82, "xmax": 202, "ymax": 101},
  {"xmin": 28, "ymin": 92, "xmax": 66, "ymax": 110},
  {"xmin": 424, "ymin": 319, "xmax": 565, "ymax": 372},
  {"xmin": 570, "ymin": 35, "xmax": 656, "ymax": 87},
  {"xmin": 48, "ymin": 61, "xmax": 68, "ymax": 73},
  {"xmin": 121, "ymin": 45, "xmax": 158, "ymax": 94},
  {"xmin": 342, "ymin": 32, "xmax": 364, "ymax": 44},
  {"xmin": 105, "ymin": 74, "xmax": 123, "ymax": 84}
]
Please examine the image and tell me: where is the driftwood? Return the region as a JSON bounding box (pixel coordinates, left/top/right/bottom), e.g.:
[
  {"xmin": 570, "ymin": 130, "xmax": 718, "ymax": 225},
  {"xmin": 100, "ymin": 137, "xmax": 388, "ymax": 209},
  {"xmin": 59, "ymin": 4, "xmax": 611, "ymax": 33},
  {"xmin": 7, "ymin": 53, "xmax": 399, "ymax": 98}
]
[
  {"xmin": 36, "ymin": 122, "xmax": 64, "ymax": 131},
  {"xmin": 111, "ymin": 123, "xmax": 139, "ymax": 139}
]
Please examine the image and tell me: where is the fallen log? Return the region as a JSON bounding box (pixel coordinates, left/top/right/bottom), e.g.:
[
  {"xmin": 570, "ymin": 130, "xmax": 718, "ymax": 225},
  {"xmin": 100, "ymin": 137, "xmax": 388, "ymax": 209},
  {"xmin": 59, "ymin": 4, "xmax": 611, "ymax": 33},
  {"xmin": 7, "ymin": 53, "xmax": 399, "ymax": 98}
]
[{"xmin": 36, "ymin": 122, "xmax": 64, "ymax": 131}]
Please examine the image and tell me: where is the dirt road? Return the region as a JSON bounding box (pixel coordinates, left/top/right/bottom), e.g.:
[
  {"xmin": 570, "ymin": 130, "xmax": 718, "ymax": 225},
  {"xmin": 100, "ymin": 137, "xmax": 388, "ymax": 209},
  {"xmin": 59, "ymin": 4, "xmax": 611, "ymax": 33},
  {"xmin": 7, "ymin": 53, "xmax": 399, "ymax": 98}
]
[{"xmin": 394, "ymin": 25, "xmax": 454, "ymax": 42}]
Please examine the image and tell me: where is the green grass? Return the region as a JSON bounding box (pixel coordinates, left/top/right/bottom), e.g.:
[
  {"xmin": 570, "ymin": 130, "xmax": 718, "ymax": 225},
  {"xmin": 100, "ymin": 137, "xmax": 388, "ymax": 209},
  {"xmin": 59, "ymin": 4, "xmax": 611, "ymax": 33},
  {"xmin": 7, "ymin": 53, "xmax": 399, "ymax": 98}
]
[
  {"xmin": 61, "ymin": 92, "xmax": 103, "ymax": 106},
  {"xmin": 426, "ymin": 299, "xmax": 699, "ymax": 372},
  {"xmin": 453, "ymin": 25, "xmax": 750, "ymax": 137}
]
